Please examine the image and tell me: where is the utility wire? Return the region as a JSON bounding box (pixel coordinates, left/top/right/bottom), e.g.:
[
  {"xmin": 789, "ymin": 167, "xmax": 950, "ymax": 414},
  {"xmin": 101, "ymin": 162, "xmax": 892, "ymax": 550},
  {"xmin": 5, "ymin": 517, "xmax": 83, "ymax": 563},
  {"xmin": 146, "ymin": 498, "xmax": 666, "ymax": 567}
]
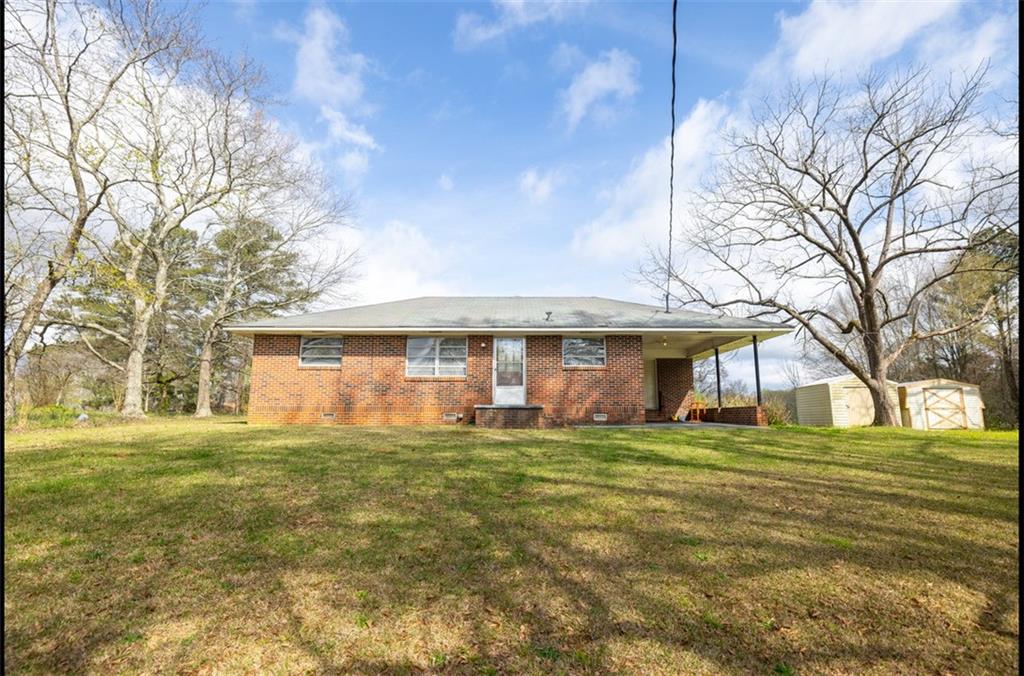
[{"xmin": 665, "ymin": 0, "xmax": 678, "ymax": 314}]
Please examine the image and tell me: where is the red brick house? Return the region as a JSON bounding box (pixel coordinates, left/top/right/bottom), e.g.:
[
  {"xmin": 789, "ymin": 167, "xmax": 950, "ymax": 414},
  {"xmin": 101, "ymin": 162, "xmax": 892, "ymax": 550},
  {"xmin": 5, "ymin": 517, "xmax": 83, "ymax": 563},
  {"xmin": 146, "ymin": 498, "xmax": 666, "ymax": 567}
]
[{"xmin": 227, "ymin": 297, "xmax": 791, "ymax": 428}]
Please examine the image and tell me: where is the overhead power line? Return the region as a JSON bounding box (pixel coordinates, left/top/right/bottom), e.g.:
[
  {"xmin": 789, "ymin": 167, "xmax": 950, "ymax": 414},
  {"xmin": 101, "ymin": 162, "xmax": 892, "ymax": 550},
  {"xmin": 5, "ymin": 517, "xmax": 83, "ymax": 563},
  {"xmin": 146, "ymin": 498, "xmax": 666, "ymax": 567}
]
[{"xmin": 665, "ymin": 0, "xmax": 678, "ymax": 314}]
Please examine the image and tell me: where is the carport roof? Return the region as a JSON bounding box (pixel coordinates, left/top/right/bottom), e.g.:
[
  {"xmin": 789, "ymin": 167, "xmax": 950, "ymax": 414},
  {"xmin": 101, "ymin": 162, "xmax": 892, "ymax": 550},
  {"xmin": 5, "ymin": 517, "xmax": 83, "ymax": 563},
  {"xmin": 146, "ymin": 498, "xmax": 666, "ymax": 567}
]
[{"xmin": 226, "ymin": 296, "xmax": 793, "ymax": 335}]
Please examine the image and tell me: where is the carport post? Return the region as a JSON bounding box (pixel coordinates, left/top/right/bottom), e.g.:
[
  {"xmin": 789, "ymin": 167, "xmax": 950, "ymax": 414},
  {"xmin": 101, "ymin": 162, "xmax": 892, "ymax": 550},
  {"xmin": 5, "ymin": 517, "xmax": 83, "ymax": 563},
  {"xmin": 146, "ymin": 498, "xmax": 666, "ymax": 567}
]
[
  {"xmin": 714, "ymin": 347, "xmax": 722, "ymax": 408},
  {"xmin": 752, "ymin": 335, "xmax": 763, "ymax": 406}
]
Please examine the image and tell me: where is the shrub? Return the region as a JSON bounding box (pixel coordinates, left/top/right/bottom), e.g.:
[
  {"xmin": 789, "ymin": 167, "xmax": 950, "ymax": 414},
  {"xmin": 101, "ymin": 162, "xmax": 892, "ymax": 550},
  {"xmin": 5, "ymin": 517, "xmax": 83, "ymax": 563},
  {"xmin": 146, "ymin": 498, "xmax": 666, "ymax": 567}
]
[
  {"xmin": 26, "ymin": 405, "xmax": 81, "ymax": 427},
  {"xmin": 9, "ymin": 405, "xmax": 120, "ymax": 431},
  {"xmin": 762, "ymin": 392, "xmax": 795, "ymax": 425}
]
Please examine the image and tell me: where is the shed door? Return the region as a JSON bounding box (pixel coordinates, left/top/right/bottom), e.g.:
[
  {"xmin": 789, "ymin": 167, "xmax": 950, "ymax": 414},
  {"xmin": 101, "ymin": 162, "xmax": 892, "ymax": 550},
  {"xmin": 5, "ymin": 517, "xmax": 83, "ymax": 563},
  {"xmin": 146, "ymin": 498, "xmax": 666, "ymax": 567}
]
[
  {"xmin": 844, "ymin": 387, "xmax": 875, "ymax": 427},
  {"xmin": 923, "ymin": 388, "xmax": 967, "ymax": 429}
]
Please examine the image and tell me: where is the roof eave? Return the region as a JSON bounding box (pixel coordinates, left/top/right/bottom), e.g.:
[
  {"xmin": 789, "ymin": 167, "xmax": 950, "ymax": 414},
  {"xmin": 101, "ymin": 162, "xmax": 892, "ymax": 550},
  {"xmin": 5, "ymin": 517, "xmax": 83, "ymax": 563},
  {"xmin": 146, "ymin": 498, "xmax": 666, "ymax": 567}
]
[{"xmin": 225, "ymin": 325, "xmax": 793, "ymax": 336}]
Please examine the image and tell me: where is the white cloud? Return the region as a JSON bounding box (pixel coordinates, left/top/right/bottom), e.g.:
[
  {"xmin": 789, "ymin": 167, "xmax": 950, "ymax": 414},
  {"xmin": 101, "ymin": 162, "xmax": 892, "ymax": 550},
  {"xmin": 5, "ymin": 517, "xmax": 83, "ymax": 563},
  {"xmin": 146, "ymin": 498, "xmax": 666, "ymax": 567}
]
[
  {"xmin": 320, "ymin": 106, "xmax": 377, "ymax": 149},
  {"xmin": 757, "ymin": 0, "xmax": 958, "ymax": 79},
  {"xmin": 453, "ymin": 0, "xmax": 586, "ymax": 49},
  {"xmin": 287, "ymin": 6, "xmax": 369, "ymax": 109},
  {"xmin": 550, "ymin": 42, "xmax": 585, "ymax": 73},
  {"xmin": 338, "ymin": 150, "xmax": 370, "ymax": 182},
  {"xmin": 916, "ymin": 13, "xmax": 1014, "ymax": 82},
  {"xmin": 438, "ymin": 173, "xmax": 454, "ymax": 191},
  {"xmin": 518, "ymin": 167, "xmax": 562, "ymax": 204},
  {"xmin": 346, "ymin": 220, "xmax": 456, "ymax": 303},
  {"xmin": 231, "ymin": 0, "xmax": 258, "ymax": 22},
  {"xmin": 278, "ymin": 6, "xmax": 377, "ymax": 181},
  {"xmin": 571, "ymin": 99, "xmax": 728, "ymax": 260},
  {"xmin": 560, "ymin": 48, "xmax": 639, "ymax": 131}
]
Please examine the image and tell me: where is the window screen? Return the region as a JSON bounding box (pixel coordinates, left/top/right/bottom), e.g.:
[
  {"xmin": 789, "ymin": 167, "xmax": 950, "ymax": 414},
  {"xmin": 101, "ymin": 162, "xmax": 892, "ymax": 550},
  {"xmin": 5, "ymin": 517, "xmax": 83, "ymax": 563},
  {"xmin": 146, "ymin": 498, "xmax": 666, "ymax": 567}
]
[
  {"xmin": 406, "ymin": 337, "xmax": 467, "ymax": 376},
  {"xmin": 299, "ymin": 336, "xmax": 343, "ymax": 366},
  {"xmin": 562, "ymin": 337, "xmax": 606, "ymax": 366}
]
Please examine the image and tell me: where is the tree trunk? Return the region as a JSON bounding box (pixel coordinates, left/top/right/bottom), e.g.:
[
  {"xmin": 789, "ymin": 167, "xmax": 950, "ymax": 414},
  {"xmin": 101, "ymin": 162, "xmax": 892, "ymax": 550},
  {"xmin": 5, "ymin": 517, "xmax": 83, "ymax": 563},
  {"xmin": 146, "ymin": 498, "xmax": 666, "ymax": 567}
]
[
  {"xmin": 3, "ymin": 214, "xmax": 91, "ymax": 419},
  {"xmin": 6, "ymin": 282, "xmax": 62, "ymax": 419},
  {"xmin": 995, "ymin": 313, "xmax": 1019, "ymax": 412},
  {"xmin": 232, "ymin": 365, "xmax": 243, "ymax": 414},
  {"xmin": 121, "ymin": 299, "xmax": 159, "ymax": 418},
  {"xmin": 194, "ymin": 336, "xmax": 215, "ymax": 417},
  {"xmin": 121, "ymin": 337, "xmax": 148, "ymax": 418},
  {"xmin": 856, "ymin": 284, "xmax": 900, "ymax": 427},
  {"xmin": 868, "ymin": 381, "xmax": 899, "ymax": 426},
  {"xmin": 4, "ymin": 352, "xmax": 20, "ymax": 421},
  {"xmin": 119, "ymin": 247, "xmax": 172, "ymax": 418}
]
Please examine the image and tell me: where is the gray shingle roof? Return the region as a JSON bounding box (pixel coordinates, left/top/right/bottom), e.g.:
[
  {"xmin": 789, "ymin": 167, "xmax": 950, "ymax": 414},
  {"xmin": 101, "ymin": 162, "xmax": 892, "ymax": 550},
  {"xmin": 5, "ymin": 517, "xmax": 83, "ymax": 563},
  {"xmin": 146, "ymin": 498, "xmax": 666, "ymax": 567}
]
[{"xmin": 227, "ymin": 296, "xmax": 791, "ymax": 333}]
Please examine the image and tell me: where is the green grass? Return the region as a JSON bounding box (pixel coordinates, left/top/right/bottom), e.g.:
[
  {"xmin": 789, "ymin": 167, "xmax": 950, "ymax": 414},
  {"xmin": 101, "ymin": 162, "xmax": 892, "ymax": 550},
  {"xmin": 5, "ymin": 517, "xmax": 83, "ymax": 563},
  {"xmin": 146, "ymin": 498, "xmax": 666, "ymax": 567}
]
[{"xmin": 4, "ymin": 419, "xmax": 1019, "ymax": 673}]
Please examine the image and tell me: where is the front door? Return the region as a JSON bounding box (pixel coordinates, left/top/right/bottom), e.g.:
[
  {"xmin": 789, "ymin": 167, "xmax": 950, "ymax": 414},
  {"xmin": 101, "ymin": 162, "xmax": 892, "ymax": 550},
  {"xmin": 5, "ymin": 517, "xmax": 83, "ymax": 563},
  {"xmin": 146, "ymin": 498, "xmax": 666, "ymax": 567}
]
[{"xmin": 494, "ymin": 337, "xmax": 526, "ymax": 405}]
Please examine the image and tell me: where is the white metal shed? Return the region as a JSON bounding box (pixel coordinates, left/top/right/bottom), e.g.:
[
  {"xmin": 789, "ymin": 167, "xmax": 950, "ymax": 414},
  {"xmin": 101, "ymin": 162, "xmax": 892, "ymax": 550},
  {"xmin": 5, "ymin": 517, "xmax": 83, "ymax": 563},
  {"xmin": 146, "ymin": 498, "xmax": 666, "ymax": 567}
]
[
  {"xmin": 897, "ymin": 379, "xmax": 985, "ymax": 430},
  {"xmin": 794, "ymin": 374, "xmax": 901, "ymax": 427}
]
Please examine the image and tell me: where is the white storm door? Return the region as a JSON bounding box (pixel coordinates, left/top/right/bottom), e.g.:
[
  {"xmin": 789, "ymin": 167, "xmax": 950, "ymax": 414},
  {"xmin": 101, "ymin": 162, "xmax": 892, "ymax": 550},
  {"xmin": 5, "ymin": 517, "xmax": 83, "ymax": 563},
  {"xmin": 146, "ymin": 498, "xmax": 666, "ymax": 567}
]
[
  {"xmin": 493, "ymin": 337, "xmax": 526, "ymax": 405},
  {"xmin": 643, "ymin": 360, "xmax": 659, "ymax": 409}
]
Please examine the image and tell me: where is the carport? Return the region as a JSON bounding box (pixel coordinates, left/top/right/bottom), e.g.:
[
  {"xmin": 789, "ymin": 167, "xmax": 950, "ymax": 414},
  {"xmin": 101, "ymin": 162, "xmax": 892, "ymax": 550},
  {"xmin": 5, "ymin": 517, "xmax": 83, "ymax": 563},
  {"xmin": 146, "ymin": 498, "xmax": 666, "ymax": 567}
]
[{"xmin": 642, "ymin": 330, "xmax": 787, "ymax": 427}]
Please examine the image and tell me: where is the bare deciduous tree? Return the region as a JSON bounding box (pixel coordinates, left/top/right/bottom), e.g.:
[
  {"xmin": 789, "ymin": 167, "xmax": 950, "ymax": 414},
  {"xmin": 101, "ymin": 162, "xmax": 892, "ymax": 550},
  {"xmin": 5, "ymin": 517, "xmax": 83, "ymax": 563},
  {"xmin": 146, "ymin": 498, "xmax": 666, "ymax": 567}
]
[
  {"xmin": 3, "ymin": 0, "xmax": 190, "ymax": 419},
  {"xmin": 55, "ymin": 51, "xmax": 269, "ymax": 417},
  {"xmin": 191, "ymin": 171, "xmax": 354, "ymax": 417},
  {"xmin": 648, "ymin": 67, "xmax": 1018, "ymax": 425},
  {"xmin": 22, "ymin": 341, "xmax": 87, "ymax": 406},
  {"xmin": 780, "ymin": 360, "xmax": 804, "ymax": 390}
]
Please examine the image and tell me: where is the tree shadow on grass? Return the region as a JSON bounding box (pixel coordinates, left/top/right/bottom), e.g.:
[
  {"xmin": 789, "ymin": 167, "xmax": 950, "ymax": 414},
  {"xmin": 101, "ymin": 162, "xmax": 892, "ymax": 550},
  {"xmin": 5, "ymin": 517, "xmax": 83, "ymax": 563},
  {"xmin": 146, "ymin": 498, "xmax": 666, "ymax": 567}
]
[{"xmin": 3, "ymin": 423, "xmax": 1019, "ymax": 672}]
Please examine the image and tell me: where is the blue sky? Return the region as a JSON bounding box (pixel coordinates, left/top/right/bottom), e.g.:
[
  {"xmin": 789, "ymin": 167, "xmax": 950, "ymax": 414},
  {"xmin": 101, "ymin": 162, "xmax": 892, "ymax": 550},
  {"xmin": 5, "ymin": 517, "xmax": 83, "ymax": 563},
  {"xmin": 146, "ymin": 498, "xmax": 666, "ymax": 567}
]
[{"xmin": 198, "ymin": 0, "xmax": 1018, "ymax": 387}]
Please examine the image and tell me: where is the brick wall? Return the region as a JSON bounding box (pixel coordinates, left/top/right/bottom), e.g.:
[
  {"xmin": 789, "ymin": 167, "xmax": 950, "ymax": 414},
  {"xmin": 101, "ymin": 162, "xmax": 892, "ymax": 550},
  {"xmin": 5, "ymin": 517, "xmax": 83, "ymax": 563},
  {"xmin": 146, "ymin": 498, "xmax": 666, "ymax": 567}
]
[
  {"xmin": 702, "ymin": 405, "xmax": 768, "ymax": 427},
  {"xmin": 655, "ymin": 358, "xmax": 695, "ymax": 421},
  {"xmin": 249, "ymin": 335, "xmax": 492, "ymax": 424},
  {"xmin": 525, "ymin": 335, "xmax": 645, "ymax": 426},
  {"xmin": 475, "ymin": 406, "xmax": 543, "ymax": 429},
  {"xmin": 247, "ymin": 333, "xmax": 648, "ymax": 426}
]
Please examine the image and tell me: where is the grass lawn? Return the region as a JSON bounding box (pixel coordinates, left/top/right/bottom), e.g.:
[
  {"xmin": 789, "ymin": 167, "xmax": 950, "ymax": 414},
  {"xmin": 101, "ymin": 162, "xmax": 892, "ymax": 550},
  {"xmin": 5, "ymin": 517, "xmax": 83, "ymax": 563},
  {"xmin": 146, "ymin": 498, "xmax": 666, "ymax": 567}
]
[{"xmin": 4, "ymin": 419, "xmax": 1019, "ymax": 674}]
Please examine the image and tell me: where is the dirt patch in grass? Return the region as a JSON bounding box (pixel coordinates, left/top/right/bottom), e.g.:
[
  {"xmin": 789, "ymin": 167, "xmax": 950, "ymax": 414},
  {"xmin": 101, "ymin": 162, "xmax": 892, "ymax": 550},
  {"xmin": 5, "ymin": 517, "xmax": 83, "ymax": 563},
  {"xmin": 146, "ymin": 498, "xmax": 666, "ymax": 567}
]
[{"xmin": 4, "ymin": 420, "xmax": 1019, "ymax": 673}]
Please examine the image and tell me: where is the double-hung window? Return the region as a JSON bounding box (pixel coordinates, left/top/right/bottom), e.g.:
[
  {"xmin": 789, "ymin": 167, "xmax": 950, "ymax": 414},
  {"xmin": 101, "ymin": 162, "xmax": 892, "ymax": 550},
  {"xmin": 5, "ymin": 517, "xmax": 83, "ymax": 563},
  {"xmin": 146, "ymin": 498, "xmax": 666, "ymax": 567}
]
[
  {"xmin": 406, "ymin": 337, "xmax": 468, "ymax": 376},
  {"xmin": 562, "ymin": 336, "xmax": 606, "ymax": 367},
  {"xmin": 299, "ymin": 336, "xmax": 343, "ymax": 366}
]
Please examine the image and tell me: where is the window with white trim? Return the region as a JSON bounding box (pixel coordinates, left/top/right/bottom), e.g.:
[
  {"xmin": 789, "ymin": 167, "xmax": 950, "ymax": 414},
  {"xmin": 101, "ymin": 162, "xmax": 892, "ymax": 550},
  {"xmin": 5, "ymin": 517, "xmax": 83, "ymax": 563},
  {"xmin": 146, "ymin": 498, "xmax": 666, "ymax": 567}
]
[
  {"xmin": 406, "ymin": 337, "xmax": 468, "ymax": 376},
  {"xmin": 299, "ymin": 336, "xmax": 343, "ymax": 366},
  {"xmin": 562, "ymin": 336, "xmax": 606, "ymax": 367}
]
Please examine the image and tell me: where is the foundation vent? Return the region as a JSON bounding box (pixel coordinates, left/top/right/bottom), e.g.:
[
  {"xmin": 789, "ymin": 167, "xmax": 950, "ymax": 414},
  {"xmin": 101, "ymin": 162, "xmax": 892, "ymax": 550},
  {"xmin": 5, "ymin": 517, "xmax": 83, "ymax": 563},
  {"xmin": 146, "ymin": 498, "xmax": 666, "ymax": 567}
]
[
  {"xmin": 321, "ymin": 412, "xmax": 336, "ymax": 420},
  {"xmin": 593, "ymin": 413, "xmax": 608, "ymax": 422},
  {"xmin": 442, "ymin": 412, "xmax": 461, "ymax": 422}
]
